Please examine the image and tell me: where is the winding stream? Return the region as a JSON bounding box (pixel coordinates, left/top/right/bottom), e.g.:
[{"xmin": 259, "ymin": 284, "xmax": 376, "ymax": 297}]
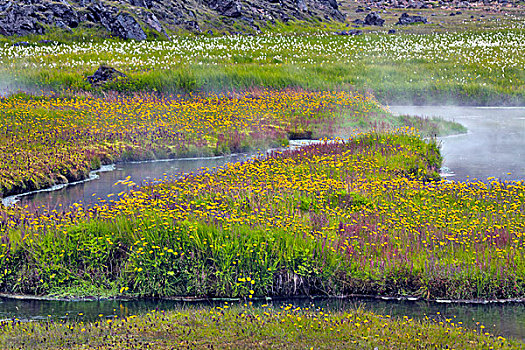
[
  {"xmin": 1, "ymin": 107, "xmax": 525, "ymax": 340},
  {"xmin": 2, "ymin": 154, "xmax": 252, "ymax": 209},
  {"xmin": 5, "ymin": 106, "xmax": 524, "ymax": 209}
]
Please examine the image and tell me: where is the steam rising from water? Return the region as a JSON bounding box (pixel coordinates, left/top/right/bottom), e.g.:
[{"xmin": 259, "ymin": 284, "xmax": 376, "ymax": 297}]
[
  {"xmin": 0, "ymin": 74, "xmax": 35, "ymax": 97},
  {"xmin": 0, "ymin": 78, "xmax": 17, "ymax": 97},
  {"xmin": 390, "ymin": 106, "xmax": 525, "ymax": 182}
]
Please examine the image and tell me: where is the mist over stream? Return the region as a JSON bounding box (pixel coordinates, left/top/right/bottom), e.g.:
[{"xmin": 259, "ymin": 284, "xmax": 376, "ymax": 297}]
[{"xmin": 390, "ymin": 106, "xmax": 525, "ymax": 182}]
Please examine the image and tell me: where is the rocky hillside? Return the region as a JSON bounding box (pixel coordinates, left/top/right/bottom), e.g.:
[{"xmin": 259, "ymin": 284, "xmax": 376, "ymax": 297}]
[{"xmin": 0, "ymin": 0, "xmax": 345, "ymax": 40}]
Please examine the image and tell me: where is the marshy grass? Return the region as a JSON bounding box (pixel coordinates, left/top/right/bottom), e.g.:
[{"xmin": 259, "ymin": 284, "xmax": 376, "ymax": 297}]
[
  {"xmin": 0, "ymin": 304, "xmax": 520, "ymax": 349},
  {"xmin": 2, "ymin": 30, "xmax": 524, "ymax": 104}
]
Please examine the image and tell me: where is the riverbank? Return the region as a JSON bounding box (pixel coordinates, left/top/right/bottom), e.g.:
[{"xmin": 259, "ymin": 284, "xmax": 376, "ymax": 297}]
[
  {"xmin": 0, "ymin": 305, "xmax": 520, "ymax": 349},
  {"xmin": 3, "ymin": 294, "xmax": 525, "ymax": 344},
  {"xmin": 2, "ymin": 292, "xmax": 525, "ymax": 306}
]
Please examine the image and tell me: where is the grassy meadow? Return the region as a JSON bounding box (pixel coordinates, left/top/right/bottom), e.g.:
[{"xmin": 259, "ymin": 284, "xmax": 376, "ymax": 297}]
[
  {"xmin": 0, "ymin": 8, "xmax": 524, "ymax": 346},
  {"xmin": 2, "ymin": 29, "xmax": 524, "ymax": 105}
]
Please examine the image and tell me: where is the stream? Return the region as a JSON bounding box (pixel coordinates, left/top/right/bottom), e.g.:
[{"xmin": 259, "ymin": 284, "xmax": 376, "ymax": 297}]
[
  {"xmin": 1, "ymin": 106, "xmax": 525, "ymax": 340},
  {"xmin": 2, "ymin": 154, "xmax": 252, "ymax": 209},
  {"xmin": 5, "ymin": 106, "xmax": 524, "ymax": 209},
  {"xmin": 390, "ymin": 106, "xmax": 525, "ymax": 182}
]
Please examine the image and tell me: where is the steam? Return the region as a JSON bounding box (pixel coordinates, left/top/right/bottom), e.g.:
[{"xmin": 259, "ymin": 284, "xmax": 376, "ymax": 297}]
[
  {"xmin": 390, "ymin": 106, "xmax": 525, "ymax": 182},
  {"xmin": 0, "ymin": 71, "xmax": 41, "ymax": 97},
  {"xmin": 0, "ymin": 75, "xmax": 22, "ymax": 97}
]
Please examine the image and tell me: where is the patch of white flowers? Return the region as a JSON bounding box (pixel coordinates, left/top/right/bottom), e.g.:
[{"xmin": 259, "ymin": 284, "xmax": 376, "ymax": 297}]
[{"xmin": 1, "ymin": 30, "xmax": 523, "ymax": 84}]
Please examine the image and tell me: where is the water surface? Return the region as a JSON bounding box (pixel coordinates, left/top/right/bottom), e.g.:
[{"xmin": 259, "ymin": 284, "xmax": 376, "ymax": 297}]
[
  {"xmin": 390, "ymin": 106, "xmax": 525, "ymax": 182},
  {"xmin": 1, "ymin": 296, "xmax": 524, "ymax": 341}
]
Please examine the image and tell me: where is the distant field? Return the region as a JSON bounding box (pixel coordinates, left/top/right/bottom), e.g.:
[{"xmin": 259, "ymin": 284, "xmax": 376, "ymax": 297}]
[{"xmin": 2, "ymin": 29, "xmax": 523, "ymax": 105}]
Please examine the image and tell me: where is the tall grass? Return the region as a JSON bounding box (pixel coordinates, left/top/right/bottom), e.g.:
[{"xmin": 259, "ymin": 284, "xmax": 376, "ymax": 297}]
[{"xmin": 2, "ymin": 30, "xmax": 524, "ymax": 104}]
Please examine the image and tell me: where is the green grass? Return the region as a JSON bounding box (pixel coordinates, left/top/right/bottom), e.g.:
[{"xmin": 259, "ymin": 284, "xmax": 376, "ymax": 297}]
[
  {"xmin": 0, "ymin": 305, "xmax": 520, "ymax": 349},
  {"xmin": 3, "ymin": 29, "xmax": 524, "ymax": 105}
]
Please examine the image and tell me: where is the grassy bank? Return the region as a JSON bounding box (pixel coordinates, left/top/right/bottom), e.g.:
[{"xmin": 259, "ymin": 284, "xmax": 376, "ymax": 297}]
[
  {"xmin": 0, "ymin": 90, "xmax": 462, "ymax": 199},
  {"xmin": 2, "ymin": 30, "xmax": 524, "ymax": 105},
  {"xmin": 0, "ymin": 131, "xmax": 522, "ymax": 299},
  {"xmin": 0, "ymin": 305, "xmax": 520, "ymax": 349}
]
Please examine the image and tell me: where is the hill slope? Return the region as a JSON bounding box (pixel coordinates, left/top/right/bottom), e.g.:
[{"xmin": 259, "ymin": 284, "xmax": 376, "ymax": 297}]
[{"xmin": 0, "ymin": 0, "xmax": 345, "ymax": 39}]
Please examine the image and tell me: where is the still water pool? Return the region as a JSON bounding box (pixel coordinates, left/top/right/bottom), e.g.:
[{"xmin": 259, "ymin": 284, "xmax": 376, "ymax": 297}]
[{"xmin": 390, "ymin": 106, "xmax": 525, "ymax": 182}]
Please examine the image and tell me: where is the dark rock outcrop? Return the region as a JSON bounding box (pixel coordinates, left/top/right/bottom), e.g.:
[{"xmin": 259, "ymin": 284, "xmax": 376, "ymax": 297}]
[
  {"xmin": 86, "ymin": 65, "xmax": 127, "ymax": 86},
  {"xmin": 296, "ymin": 0, "xmax": 308, "ymax": 12},
  {"xmin": 88, "ymin": 2, "xmax": 147, "ymax": 40},
  {"xmin": 0, "ymin": 0, "xmax": 347, "ymax": 40},
  {"xmin": 364, "ymin": 12, "xmax": 384, "ymax": 26},
  {"xmin": 326, "ymin": 0, "xmax": 339, "ymax": 9},
  {"xmin": 128, "ymin": 0, "xmax": 153, "ymax": 8},
  {"xmin": 48, "ymin": 2, "xmax": 79, "ymax": 28},
  {"xmin": 361, "ymin": 0, "xmax": 521, "ymax": 10},
  {"xmin": 396, "ymin": 12, "xmax": 427, "ymax": 25},
  {"xmin": 206, "ymin": 0, "xmax": 242, "ymax": 17},
  {"xmin": 335, "ymin": 29, "xmax": 362, "ymax": 35},
  {"xmin": 0, "ymin": 3, "xmax": 45, "ymax": 36}
]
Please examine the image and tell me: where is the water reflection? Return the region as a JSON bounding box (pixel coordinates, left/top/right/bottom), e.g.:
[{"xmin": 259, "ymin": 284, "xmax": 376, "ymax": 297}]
[{"xmin": 1, "ymin": 296, "xmax": 524, "ymax": 341}]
